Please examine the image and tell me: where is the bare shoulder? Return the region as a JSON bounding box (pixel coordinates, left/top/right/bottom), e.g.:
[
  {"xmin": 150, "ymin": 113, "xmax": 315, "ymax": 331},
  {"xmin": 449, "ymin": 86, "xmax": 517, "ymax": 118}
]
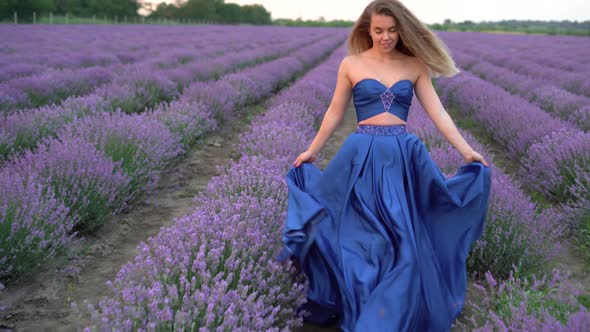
[
  {"xmin": 340, "ymin": 54, "xmax": 367, "ymax": 80},
  {"xmin": 407, "ymin": 55, "xmax": 430, "ymax": 78},
  {"xmin": 341, "ymin": 54, "xmax": 360, "ymax": 68},
  {"xmin": 338, "ymin": 55, "xmax": 356, "ymax": 82},
  {"xmin": 343, "ymin": 53, "xmax": 371, "ymax": 66}
]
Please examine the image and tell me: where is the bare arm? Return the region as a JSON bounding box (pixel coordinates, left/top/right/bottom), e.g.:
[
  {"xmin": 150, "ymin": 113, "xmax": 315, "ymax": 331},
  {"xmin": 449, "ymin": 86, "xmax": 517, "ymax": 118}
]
[
  {"xmin": 413, "ymin": 61, "xmax": 478, "ymax": 160},
  {"xmin": 293, "ymin": 57, "xmax": 352, "ymax": 167}
]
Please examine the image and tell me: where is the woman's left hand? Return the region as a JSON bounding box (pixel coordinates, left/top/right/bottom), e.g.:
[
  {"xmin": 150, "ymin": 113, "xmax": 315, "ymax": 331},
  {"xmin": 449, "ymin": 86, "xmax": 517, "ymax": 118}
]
[{"xmin": 463, "ymin": 150, "xmax": 489, "ymax": 166}]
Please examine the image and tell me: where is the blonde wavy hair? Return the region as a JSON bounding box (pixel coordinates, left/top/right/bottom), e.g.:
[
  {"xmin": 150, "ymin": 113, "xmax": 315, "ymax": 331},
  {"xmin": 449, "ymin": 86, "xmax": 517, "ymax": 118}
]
[{"xmin": 347, "ymin": 0, "xmax": 459, "ymax": 77}]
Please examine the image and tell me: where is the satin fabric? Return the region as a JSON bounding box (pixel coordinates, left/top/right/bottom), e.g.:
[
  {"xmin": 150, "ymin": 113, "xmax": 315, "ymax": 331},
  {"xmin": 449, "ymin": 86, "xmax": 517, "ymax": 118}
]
[
  {"xmin": 280, "ymin": 82, "xmax": 492, "ymax": 331},
  {"xmin": 352, "ymin": 78, "xmax": 413, "ymax": 122}
]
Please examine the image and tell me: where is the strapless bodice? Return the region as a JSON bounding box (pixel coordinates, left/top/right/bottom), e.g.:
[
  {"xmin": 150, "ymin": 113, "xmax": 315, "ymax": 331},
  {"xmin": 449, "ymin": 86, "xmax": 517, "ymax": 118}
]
[{"xmin": 352, "ymin": 78, "xmax": 414, "ymax": 123}]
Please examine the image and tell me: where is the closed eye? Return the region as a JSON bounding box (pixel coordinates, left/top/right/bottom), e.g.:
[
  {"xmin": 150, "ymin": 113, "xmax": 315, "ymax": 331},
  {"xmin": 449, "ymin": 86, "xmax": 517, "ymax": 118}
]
[{"xmin": 374, "ymin": 27, "xmax": 397, "ymax": 33}]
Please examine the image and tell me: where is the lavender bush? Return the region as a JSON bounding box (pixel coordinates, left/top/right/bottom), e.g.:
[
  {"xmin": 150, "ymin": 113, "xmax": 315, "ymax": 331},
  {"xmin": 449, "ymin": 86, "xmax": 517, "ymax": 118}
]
[
  {"xmin": 467, "ymin": 60, "xmax": 590, "ymax": 131},
  {"xmin": 436, "ymin": 71, "xmax": 576, "ymax": 160},
  {"xmin": 10, "ymin": 136, "xmax": 131, "ymax": 232},
  {"xmin": 237, "ymin": 110, "xmax": 315, "ymax": 160},
  {"xmin": 520, "ymin": 129, "xmax": 590, "ymax": 204},
  {"xmin": 180, "ymin": 80, "xmax": 240, "ymax": 123},
  {"xmin": 93, "ymin": 66, "xmax": 179, "ymax": 114},
  {"xmin": 147, "ymin": 100, "xmax": 217, "ymax": 149},
  {"xmin": 1, "ymin": 25, "xmax": 341, "ymax": 115},
  {"xmin": 0, "ymin": 168, "xmax": 77, "ymax": 281},
  {"xmin": 78, "ymin": 153, "xmax": 308, "ymax": 331},
  {"xmin": 79, "ymin": 42, "xmax": 347, "ymax": 331},
  {"xmin": 0, "ymin": 94, "xmax": 106, "ymax": 162},
  {"xmin": 0, "ymin": 66, "xmax": 114, "ymax": 111},
  {"xmin": 438, "ymin": 31, "xmax": 590, "ymax": 97},
  {"xmin": 179, "ymin": 37, "xmax": 339, "ymax": 124},
  {"xmin": 59, "ymin": 111, "xmax": 184, "ymax": 202},
  {"xmin": 568, "ymin": 105, "xmax": 590, "ymax": 131},
  {"xmin": 456, "ymin": 266, "xmax": 589, "ymax": 331},
  {"xmin": 0, "ymin": 26, "xmax": 347, "ymax": 286},
  {"xmin": 0, "ymin": 27, "xmax": 343, "ymax": 167},
  {"xmin": 467, "ymin": 173, "xmax": 563, "ymax": 279}
]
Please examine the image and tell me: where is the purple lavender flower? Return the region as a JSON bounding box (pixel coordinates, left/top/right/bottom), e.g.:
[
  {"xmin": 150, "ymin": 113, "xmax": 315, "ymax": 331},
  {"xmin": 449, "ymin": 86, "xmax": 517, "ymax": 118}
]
[
  {"xmin": 1, "ymin": 66, "xmax": 113, "ymax": 110},
  {"xmin": 0, "ymin": 167, "xmax": 77, "ymax": 281},
  {"xmin": 59, "ymin": 110, "xmax": 184, "ymax": 201},
  {"xmin": 520, "ymin": 129, "xmax": 589, "ymax": 204},
  {"xmin": 11, "ymin": 135, "xmax": 131, "ymax": 232},
  {"xmin": 457, "ymin": 266, "xmax": 588, "ymax": 331},
  {"xmin": 79, "ymin": 43, "xmax": 347, "ymax": 331},
  {"xmin": 436, "ymin": 71, "xmax": 576, "ymax": 159},
  {"xmin": 147, "ymin": 100, "xmax": 217, "ymax": 149}
]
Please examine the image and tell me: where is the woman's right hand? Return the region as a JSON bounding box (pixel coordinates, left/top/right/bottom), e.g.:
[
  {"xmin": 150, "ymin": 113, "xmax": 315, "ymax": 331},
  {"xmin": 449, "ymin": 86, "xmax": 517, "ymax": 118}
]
[{"xmin": 293, "ymin": 150, "xmax": 317, "ymax": 167}]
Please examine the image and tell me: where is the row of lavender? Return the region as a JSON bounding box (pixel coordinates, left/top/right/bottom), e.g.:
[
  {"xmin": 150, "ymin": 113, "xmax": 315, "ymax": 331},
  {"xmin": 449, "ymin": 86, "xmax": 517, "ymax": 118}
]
[
  {"xmin": 0, "ymin": 24, "xmax": 250, "ymax": 77},
  {"xmin": 0, "ymin": 34, "xmax": 345, "ymax": 283},
  {"xmin": 438, "ymin": 32, "xmax": 590, "ymax": 98},
  {"xmin": 0, "ymin": 29, "xmax": 341, "ymax": 164},
  {"xmin": 0, "ymin": 37, "xmax": 256, "ymax": 112},
  {"xmin": 452, "ymin": 50, "xmax": 589, "ymax": 131},
  {"xmin": 434, "ymin": 71, "xmax": 589, "ymax": 220},
  {"xmin": 79, "ymin": 42, "xmax": 589, "ymax": 329},
  {"xmin": 438, "ymin": 31, "xmax": 590, "ymax": 132},
  {"xmin": 0, "ymin": 31, "xmax": 245, "ymax": 109},
  {"xmin": 76, "ymin": 43, "xmax": 345, "ymax": 332},
  {"xmin": 406, "ymin": 101, "xmax": 589, "ymax": 330},
  {"xmin": 0, "ymin": 26, "xmax": 335, "ymax": 112},
  {"xmin": 0, "ymin": 25, "xmax": 328, "ymax": 82}
]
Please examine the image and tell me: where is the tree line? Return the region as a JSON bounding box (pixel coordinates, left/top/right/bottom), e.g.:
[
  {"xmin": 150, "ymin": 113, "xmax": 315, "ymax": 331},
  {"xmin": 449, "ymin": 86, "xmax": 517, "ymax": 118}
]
[
  {"xmin": 431, "ymin": 19, "xmax": 590, "ymax": 36},
  {"xmin": 1, "ymin": 0, "xmax": 587, "ymax": 36},
  {"xmin": 149, "ymin": 0, "xmax": 270, "ymax": 25},
  {"xmin": 0, "ymin": 0, "xmax": 271, "ymax": 25},
  {"xmin": 0, "ymin": 0, "xmax": 142, "ymax": 19}
]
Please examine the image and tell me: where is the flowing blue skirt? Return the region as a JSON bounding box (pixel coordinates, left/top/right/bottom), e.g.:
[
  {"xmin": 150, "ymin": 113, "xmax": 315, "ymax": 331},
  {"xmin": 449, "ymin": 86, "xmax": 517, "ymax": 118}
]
[{"xmin": 281, "ymin": 124, "xmax": 492, "ymax": 332}]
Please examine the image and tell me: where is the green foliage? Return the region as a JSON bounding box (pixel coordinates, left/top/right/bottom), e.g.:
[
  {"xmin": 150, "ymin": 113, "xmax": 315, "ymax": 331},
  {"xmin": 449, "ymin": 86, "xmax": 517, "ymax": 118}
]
[
  {"xmin": 274, "ymin": 18, "xmax": 354, "ymax": 27},
  {"xmin": 101, "ymin": 137, "xmax": 145, "ymax": 201},
  {"xmin": 0, "ymin": 203, "xmax": 43, "ymax": 281},
  {"xmin": 574, "ymin": 211, "xmax": 590, "ymax": 270},
  {"xmin": 48, "ymin": 172, "xmax": 115, "ymax": 233},
  {"xmin": 149, "ymin": 0, "xmax": 271, "ymax": 25},
  {"xmin": 431, "ymin": 19, "xmax": 590, "ymax": 36},
  {"xmin": 0, "ymin": 0, "xmax": 141, "ymax": 21},
  {"xmin": 464, "ymin": 267, "xmax": 587, "ymax": 330},
  {"xmin": 0, "ymin": 0, "xmax": 54, "ymax": 18}
]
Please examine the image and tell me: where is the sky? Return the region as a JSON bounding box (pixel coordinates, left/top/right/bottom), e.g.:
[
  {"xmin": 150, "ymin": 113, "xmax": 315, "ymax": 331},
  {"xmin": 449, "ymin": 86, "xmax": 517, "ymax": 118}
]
[{"xmin": 146, "ymin": 0, "xmax": 590, "ymax": 24}]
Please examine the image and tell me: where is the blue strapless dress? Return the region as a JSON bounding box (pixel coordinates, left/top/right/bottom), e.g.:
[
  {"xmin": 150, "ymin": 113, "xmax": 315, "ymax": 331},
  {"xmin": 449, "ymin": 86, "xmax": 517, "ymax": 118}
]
[{"xmin": 280, "ymin": 78, "xmax": 492, "ymax": 331}]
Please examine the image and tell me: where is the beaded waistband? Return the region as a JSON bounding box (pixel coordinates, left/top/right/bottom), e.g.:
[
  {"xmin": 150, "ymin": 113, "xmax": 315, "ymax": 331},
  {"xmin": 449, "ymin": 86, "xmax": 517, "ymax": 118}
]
[{"xmin": 354, "ymin": 124, "xmax": 408, "ymax": 136}]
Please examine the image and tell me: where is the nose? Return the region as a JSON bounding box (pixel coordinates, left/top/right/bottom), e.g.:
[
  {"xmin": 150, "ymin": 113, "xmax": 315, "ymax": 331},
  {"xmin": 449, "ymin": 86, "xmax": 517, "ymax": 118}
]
[{"xmin": 382, "ymin": 32, "xmax": 391, "ymax": 40}]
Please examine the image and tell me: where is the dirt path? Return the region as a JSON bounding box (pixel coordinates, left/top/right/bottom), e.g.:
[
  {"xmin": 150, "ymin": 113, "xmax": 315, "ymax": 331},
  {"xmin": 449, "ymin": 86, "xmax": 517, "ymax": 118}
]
[
  {"xmin": 0, "ymin": 109, "xmax": 258, "ymax": 331},
  {"xmin": 316, "ymin": 103, "xmax": 359, "ymax": 170}
]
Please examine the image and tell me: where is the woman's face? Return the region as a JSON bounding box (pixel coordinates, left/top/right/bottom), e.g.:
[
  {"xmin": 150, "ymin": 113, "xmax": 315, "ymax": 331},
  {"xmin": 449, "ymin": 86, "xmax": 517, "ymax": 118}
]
[{"xmin": 369, "ymin": 13, "xmax": 399, "ymax": 53}]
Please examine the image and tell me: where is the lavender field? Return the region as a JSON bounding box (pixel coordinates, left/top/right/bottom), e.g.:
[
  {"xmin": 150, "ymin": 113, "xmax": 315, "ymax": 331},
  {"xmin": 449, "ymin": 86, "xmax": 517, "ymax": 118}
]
[{"xmin": 0, "ymin": 25, "xmax": 589, "ymax": 331}]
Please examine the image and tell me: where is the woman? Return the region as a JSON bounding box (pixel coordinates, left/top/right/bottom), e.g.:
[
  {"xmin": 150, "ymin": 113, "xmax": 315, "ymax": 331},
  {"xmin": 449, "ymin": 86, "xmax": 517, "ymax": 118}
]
[{"xmin": 280, "ymin": 0, "xmax": 492, "ymax": 331}]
